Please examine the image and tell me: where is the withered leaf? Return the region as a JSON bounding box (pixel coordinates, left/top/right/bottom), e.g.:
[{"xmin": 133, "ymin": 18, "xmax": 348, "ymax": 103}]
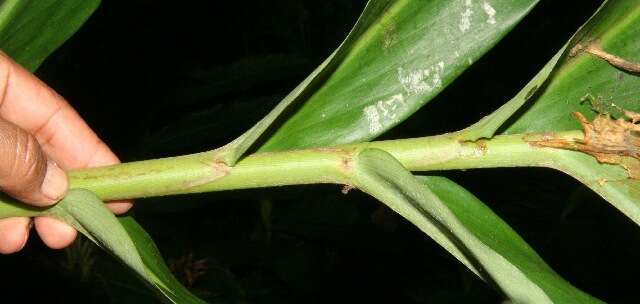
[{"xmin": 532, "ymin": 111, "xmax": 640, "ymax": 179}]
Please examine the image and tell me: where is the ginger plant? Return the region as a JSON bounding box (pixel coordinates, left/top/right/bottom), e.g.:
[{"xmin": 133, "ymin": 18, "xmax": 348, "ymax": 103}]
[{"xmin": 2, "ymin": 0, "xmax": 640, "ymax": 303}]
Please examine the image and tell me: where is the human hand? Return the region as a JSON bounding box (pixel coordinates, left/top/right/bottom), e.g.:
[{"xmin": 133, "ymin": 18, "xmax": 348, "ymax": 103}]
[{"xmin": 0, "ymin": 52, "xmax": 131, "ymax": 254}]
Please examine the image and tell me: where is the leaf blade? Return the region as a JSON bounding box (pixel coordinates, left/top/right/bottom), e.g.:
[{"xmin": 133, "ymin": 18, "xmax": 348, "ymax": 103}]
[
  {"xmin": 502, "ymin": 0, "xmax": 640, "ymax": 225},
  {"xmin": 0, "ymin": 0, "xmax": 101, "ymax": 72},
  {"xmin": 259, "ymin": 0, "xmax": 539, "ymax": 151},
  {"xmin": 48, "ymin": 190, "xmax": 206, "ymax": 304},
  {"xmin": 352, "ymin": 148, "xmax": 601, "ymax": 303},
  {"xmin": 213, "ymin": 0, "xmax": 396, "ymax": 164}
]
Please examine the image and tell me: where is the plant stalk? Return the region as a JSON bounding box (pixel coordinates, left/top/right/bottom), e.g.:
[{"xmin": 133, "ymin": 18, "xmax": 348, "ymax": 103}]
[{"xmin": 69, "ymin": 131, "xmax": 585, "ymax": 201}]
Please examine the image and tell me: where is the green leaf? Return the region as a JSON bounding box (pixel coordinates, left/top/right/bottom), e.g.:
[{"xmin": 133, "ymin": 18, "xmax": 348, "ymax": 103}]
[
  {"xmin": 258, "ymin": 0, "xmax": 539, "ymax": 152},
  {"xmin": 506, "ymin": 0, "xmax": 640, "ymax": 134},
  {"xmin": 118, "ymin": 216, "xmax": 209, "ymax": 304},
  {"xmin": 0, "ymin": 0, "xmax": 100, "ymax": 72},
  {"xmin": 47, "ymin": 190, "xmax": 206, "ymax": 304},
  {"xmin": 352, "ymin": 148, "xmax": 601, "ymax": 303},
  {"xmin": 213, "ymin": 0, "xmax": 398, "ymax": 165},
  {"xmin": 456, "ymin": 0, "xmax": 614, "ymax": 140},
  {"xmin": 501, "ymin": 0, "xmax": 640, "ymax": 225}
]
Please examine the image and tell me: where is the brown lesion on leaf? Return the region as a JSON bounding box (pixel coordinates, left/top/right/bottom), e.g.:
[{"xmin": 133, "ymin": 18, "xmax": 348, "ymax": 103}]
[
  {"xmin": 382, "ymin": 24, "xmax": 397, "ymax": 50},
  {"xmin": 571, "ymin": 41, "xmax": 640, "ymax": 74},
  {"xmin": 531, "ymin": 110, "xmax": 640, "ymax": 179}
]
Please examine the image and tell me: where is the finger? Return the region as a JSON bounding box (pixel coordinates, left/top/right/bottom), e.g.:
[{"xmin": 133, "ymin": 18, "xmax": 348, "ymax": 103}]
[
  {"xmin": 0, "ymin": 217, "xmax": 30, "ymax": 254},
  {"xmin": 34, "ymin": 217, "xmax": 76, "ymax": 249},
  {"xmin": 107, "ymin": 200, "xmax": 133, "ymax": 214},
  {"xmin": 0, "ymin": 51, "xmax": 119, "ymax": 171},
  {"xmin": 0, "ymin": 117, "xmax": 68, "ymax": 205},
  {"xmin": 0, "ymin": 51, "xmax": 133, "ymax": 210}
]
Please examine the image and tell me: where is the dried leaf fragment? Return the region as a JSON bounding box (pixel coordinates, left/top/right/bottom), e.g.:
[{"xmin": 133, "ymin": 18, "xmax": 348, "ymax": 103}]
[
  {"xmin": 532, "ymin": 111, "xmax": 640, "ymax": 179},
  {"xmin": 571, "ymin": 42, "xmax": 640, "ymax": 74}
]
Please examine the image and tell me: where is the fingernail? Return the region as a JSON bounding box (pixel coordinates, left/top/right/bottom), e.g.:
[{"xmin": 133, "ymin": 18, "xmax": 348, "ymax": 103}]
[{"xmin": 41, "ymin": 161, "xmax": 68, "ymax": 203}]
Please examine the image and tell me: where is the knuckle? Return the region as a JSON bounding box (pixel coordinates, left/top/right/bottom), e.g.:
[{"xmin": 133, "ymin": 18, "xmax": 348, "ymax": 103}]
[{"xmin": 0, "ymin": 124, "xmax": 46, "ymax": 192}]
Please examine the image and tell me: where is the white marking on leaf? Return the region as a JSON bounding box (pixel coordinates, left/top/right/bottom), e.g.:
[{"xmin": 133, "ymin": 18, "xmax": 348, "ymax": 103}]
[
  {"xmin": 398, "ymin": 61, "xmax": 446, "ymax": 95},
  {"xmin": 364, "ymin": 94, "xmax": 406, "ymax": 134},
  {"xmin": 432, "ymin": 64, "xmax": 443, "ymax": 89},
  {"xmin": 398, "ymin": 67, "xmax": 431, "ymax": 94},
  {"xmin": 459, "ymin": 0, "xmax": 473, "ymax": 33},
  {"xmin": 377, "ymin": 94, "xmax": 405, "ymax": 119},
  {"xmin": 364, "ymin": 105, "xmax": 382, "ymax": 133},
  {"xmin": 482, "ymin": 1, "xmax": 496, "ymax": 24}
]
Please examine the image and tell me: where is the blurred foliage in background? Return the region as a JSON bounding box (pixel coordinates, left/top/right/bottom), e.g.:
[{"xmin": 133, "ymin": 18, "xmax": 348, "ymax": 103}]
[{"xmin": 4, "ymin": 0, "xmax": 640, "ymax": 303}]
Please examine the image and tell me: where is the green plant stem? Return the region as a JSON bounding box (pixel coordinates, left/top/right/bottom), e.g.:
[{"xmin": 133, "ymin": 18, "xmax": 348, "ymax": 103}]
[
  {"xmin": 68, "ymin": 130, "xmax": 585, "ymax": 201},
  {"xmin": 0, "ymin": 196, "xmax": 46, "ymax": 217}
]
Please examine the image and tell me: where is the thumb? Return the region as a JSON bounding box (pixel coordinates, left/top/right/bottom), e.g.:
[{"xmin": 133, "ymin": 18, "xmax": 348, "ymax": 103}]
[{"xmin": 0, "ymin": 117, "xmax": 68, "ymax": 206}]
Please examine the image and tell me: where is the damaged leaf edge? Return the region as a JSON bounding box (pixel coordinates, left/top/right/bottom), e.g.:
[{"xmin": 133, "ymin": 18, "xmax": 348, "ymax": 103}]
[{"xmin": 530, "ymin": 110, "xmax": 640, "ymax": 179}]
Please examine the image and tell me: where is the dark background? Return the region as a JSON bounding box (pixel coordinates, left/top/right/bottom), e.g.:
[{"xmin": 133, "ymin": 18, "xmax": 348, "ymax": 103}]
[{"xmin": 3, "ymin": 0, "xmax": 640, "ymax": 303}]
